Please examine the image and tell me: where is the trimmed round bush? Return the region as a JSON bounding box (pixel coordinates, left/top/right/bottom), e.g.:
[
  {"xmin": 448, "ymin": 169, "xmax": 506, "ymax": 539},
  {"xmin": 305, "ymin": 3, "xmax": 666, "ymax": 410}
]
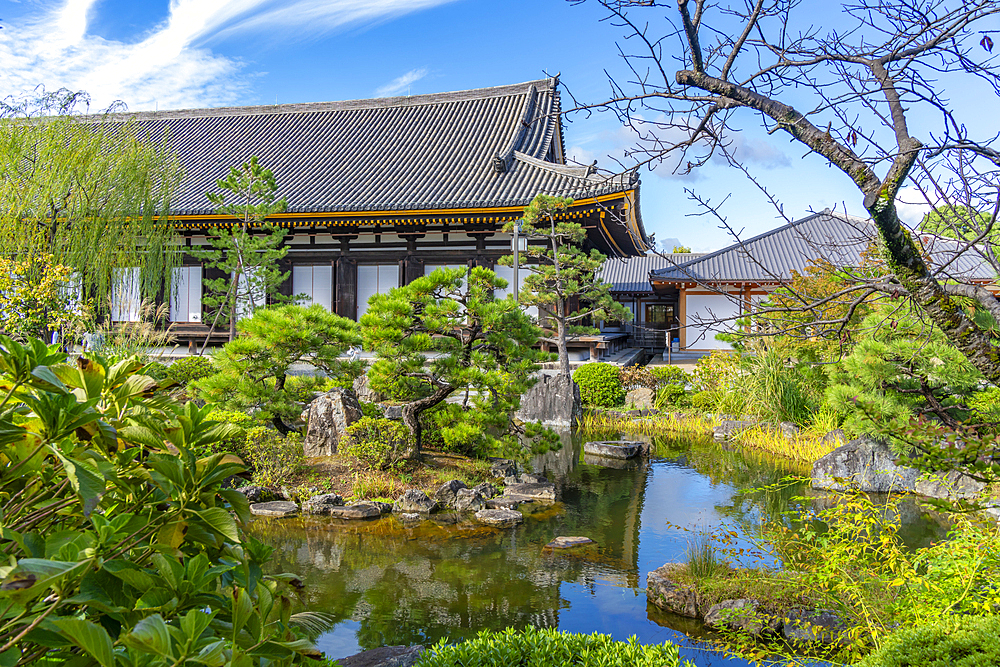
[
  {"xmin": 573, "ymin": 362, "xmax": 626, "ymax": 407},
  {"xmin": 417, "ymin": 626, "xmax": 688, "ymax": 667},
  {"xmin": 343, "ymin": 417, "xmax": 411, "ymax": 470},
  {"xmin": 166, "ymin": 355, "xmax": 216, "ymax": 386},
  {"xmin": 855, "ymin": 616, "xmax": 1000, "ymax": 667},
  {"xmin": 650, "ymin": 365, "xmax": 690, "ymax": 387}
]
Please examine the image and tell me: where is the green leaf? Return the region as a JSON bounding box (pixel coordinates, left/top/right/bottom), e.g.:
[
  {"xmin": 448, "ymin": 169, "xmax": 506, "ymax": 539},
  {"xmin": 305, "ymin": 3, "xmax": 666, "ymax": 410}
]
[
  {"xmin": 51, "ymin": 618, "xmax": 115, "ymax": 667},
  {"xmin": 0, "ymin": 559, "xmax": 87, "ymax": 603},
  {"xmin": 218, "ymin": 489, "xmax": 251, "ymax": 525},
  {"xmin": 231, "ymin": 588, "xmax": 254, "ymax": 635},
  {"xmin": 194, "ymin": 507, "xmax": 240, "ymax": 543},
  {"xmin": 49, "ymin": 448, "xmax": 106, "ymax": 516},
  {"xmin": 123, "ymin": 614, "xmax": 173, "ymax": 658},
  {"xmin": 134, "ymin": 587, "xmax": 178, "ymax": 613},
  {"xmin": 0, "ymin": 647, "xmax": 19, "ymax": 667},
  {"xmin": 103, "ymin": 560, "xmax": 156, "ymax": 592}
]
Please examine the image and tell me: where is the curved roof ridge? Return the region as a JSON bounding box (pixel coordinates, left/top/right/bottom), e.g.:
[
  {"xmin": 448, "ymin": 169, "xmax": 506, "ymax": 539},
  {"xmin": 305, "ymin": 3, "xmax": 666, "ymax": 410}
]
[
  {"xmin": 88, "ymin": 78, "xmax": 557, "ymax": 123},
  {"xmin": 492, "ymin": 87, "xmax": 538, "ymax": 173},
  {"xmin": 513, "ymin": 150, "xmax": 594, "ymax": 179}
]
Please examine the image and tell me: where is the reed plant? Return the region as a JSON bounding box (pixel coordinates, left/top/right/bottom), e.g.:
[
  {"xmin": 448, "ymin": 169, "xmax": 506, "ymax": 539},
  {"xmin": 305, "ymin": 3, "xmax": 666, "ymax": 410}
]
[
  {"xmin": 684, "ymin": 532, "xmax": 729, "ymax": 582},
  {"xmin": 731, "ymin": 424, "xmax": 837, "ymax": 464},
  {"xmin": 580, "ymin": 410, "xmax": 718, "ymax": 437},
  {"xmin": 351, "ymin": 471, "xmax": 402, "ymax": 500}
]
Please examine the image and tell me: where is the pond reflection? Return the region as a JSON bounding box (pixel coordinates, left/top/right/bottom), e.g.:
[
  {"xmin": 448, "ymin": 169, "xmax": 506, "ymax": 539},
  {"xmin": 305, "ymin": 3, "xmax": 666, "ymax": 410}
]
[{"xmin": 251, "ymin": 431, "xmax": 944, "ymax": 666}]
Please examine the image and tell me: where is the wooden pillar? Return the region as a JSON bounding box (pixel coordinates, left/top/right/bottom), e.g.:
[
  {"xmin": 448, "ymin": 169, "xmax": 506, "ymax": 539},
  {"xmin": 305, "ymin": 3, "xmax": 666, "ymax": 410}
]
[
  {"xmin": 335, "ymin": 258, "xmax": 357, "ymax": 321},
  {"xmin": 678, "ymin": 287, "xmax": 687, "ymax": 349},
  {"xmin": 274, "ymin": 257, "xmax": 293, "ymax": 304},
  {"xmin": 403, "ymin": 256, "xmax": 425, "ymax": 284},
  {"xmin": 743, "ymin": 283, "xmax": 753, "ymax": 332}
]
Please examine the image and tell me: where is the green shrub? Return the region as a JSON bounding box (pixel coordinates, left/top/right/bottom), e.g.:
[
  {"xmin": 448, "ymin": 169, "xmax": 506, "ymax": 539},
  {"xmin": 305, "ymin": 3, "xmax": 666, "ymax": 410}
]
[
  {"xmin": 417, "ymin": 626, "xmax": 691, "ymax": 667},
  {"xmin": 968, "ymin": 387, "xmax": 1000, "ymax": 422},
  {"xmin": 650, "ymin": 365, "xmax": 690, "ymax": 387},
  {"xmin": 243, "ymin": 427, "xmax": 305, "ymax": 487},
  {"xmin": 143, "ymin": 360, "xmax": 170, "ymax": 382},
  {"xmin": 167, "ymin": 354, "xmax": 216, "ymax": 385},
  {"xmin": 855, "ymin": 616, "xmax": 1000, "ymax": 667},
  {"xmin": 203, "ymin": 408, "xmax": 257, "ymax": 458},
  {"xmin": 691, "ymin": 390, "xmax": 717, "ymax": 412},
  {"xmin": 573, "ymin": 362, "xmax": 626, "ymax": 407},
  {"xmin": 359, "ymin": 400, "xmax": 383, "ymax": 418},
  {"xmin": 343, "ymin": 417, "xmax": 411, "ymax": 470}
]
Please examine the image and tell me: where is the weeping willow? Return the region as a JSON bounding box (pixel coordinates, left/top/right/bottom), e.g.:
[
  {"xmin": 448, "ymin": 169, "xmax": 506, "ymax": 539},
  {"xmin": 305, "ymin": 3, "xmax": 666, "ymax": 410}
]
[{"xmin": 0, "ymin": 114, "xmax": 183, "ymax": 309}]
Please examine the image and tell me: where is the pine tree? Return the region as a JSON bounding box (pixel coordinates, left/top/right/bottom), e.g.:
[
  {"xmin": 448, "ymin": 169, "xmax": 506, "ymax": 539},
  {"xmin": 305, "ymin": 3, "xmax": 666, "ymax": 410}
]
[
  {"xmin": 361, "ymin": 266, "xmax": 542, "ymax": 458},
  {"xmin": 191, "ymin": 156, "xmax": 289, "ymax": 347},
  {"xmin": 498, "ymin": 194, "xmax": 631, "ymax": 377}
]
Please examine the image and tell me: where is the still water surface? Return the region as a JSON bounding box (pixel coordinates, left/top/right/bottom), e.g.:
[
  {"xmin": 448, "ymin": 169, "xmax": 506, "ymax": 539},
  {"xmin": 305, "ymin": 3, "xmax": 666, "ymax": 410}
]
[{"xmin": 252, "ymin": 433, "xmax": 942, "ymax": 666}]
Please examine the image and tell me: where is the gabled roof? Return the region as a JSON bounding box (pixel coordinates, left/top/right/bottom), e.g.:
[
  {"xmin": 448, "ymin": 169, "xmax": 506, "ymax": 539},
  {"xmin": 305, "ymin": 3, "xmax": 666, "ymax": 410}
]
[
  {"xmin": 651, "ymin": 210, "xmax": 996, "ymax": 285},
  {"xmin": 600, "ymin": 253, "xmax": 706, "ymax": 293},
  {"xmin": 102, "ymin": 78, "xmax": 643, "ymax": 221}
]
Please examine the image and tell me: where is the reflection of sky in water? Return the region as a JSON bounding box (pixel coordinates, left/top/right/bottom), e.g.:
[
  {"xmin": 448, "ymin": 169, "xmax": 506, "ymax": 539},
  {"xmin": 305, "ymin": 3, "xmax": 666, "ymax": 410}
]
[{"xmin": 263, "ymin": 437, "xmax": 909, "ymax": 667}]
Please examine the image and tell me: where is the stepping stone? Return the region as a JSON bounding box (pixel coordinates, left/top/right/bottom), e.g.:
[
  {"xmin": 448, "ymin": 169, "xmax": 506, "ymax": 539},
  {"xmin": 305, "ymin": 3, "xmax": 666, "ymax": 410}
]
[
  {"xmin": 583, "ymin": 441, "xmax": 643, "ymax": 460},
  {"xmin": 474, "ymin": 508, "xmax": 523, "ymax": 527},
  {"xmin": 545, "ymin": 536, "xmax": 595, "ymax": 549},
  {"xmin": 326, "ymin": 504, "xmax": 381, "ymax": 520},
  {"xmin": 250, "ymin": 501, "xmax": 299, "ymax": 517},
  {"xmin": 503, "ymin": 482, "xmax": 556, "ymax": 501}
]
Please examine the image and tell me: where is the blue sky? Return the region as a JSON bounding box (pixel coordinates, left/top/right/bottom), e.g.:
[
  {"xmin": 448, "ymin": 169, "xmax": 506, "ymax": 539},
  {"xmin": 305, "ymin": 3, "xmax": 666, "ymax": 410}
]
[{"xmin": 0, "ymin": 0, "xmax": 968, "ymax": 251}]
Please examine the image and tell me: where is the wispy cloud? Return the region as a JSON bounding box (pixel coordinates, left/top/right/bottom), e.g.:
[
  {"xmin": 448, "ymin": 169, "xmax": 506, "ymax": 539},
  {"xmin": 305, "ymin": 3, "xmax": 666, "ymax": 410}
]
[
  {"xmin": 0, "ymin": 0, "xmax": 455, "ymax": 111},
  {"xmin": 374, "ymin": 68, "xmax": 428, "ymax": 97}
]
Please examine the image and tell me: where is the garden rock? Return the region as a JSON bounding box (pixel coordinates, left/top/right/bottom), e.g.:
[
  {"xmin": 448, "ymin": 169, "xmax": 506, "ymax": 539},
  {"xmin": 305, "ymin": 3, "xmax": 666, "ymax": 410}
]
[
  {"xmin": 488, "ymin": 458, "xmax": 518, "ymax": 480},
  {"xmin": 393, "ymin": 489, "xmax": 437, "ymax": 514},
  {"xmin": 486, "ymin": 497, "xmax": 522, "ymax": 510},
  {"xmin": 515, "ymin": 373, "xmax": 582, "ymax": 429},
  {"xmin": 545, "ymin": 536, "xmax": 594, "ymax": 549},
  {"xmin": 235, "ymin": 486, "xmax": 278, "ymax": 504},
  {"xmin": 583, "ymin": 440, "xmax": 642, "ymax": 460},
  {"xmin": 811, "ymin": 437, "xmax": 918, "ymax": 493},
  {"xmin": 380, "ymin": 404, "xmax": 403, "ymax": 421},
  {"xmin": 338, "ymin": 644, "xmax": 425, "ymax": 667},
  {"xmin": 399, "ymin": 512, "xmax": 422, "ymax": 523},
  {"xmin": 704, "ymin": 599, "xmax": 781, "ymax": 637},
  {"xmin": 303, "ymin": 493, "xmax": 344, "ymax": 514},
  {"xmin": 782, "ymin": 609, "xmax": 845, "ymax": 645},
  {"xmin": 326, "ymin": 504, "xmax": 381, "ymax": 520},
  {"xmin": 915, "ymin": 470, "xmax": 986, "ymax": 501},
  {"xmin": 434, "ymin": 480, "xmax": 468, "ymax": 508},
  {"xmin": 503, "ymin": 474, "xmax": 521, "ymax": 485},
  {"xmin": 302, "ymin": 388, "xmax": 363, "ymax": 457},
  {"xmin": 778, "ymin": 422, "xmax": 800, "ymax": 439},
  {"xmin": 352, "ymin": 374, "xmax": 384, "ymax": 404},
  {"xmin": 472, "ymin": 482, "xmax": 499, "ymax": 499},
  {"xmin": 583, "ymin": 454, "xmax": 640, "ymax": 470},
  {"xmin": 453, "ymin": 488, "xmax": 486, "ymax": 512},
  {"xmin": 503, "ymin": 482, "xmax": 556, "ymax": 502},
  {"xmin": 625, "ymin": 387, "xmax": 656, "ymax": 410},
  {"xmin": 249, "ymin": 501, "xmax": 299, "ymax": 518},
  {"xmin": 822, "ymin": 429, "xmax": 846, "ymax": 446},
  {"xmin": 712, "ymin": 420, "xmax": 757, "ymax": 441},
  {"xmin": 520, "ymin": 473, "xmax": 548, "ymax": 484},
  {"xmin": 474, "ymin": 508, "xmax": 523, "ymax": 527},
  {"xmin": 646, "ymin": 564, "xmax": 698, "ymax": 618}
]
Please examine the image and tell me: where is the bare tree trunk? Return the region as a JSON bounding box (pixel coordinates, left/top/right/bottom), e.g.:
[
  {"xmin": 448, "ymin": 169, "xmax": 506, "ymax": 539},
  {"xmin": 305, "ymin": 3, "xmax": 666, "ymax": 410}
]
[
  {"xmin": 556, "ymin": 300, "xmax": 570, "ymax": 378},
  {"xmin": 400, "ymin": 385, "xmax": 453, "ymax": 459},
  {"xmin": 271, "ymin": 373, "xmax": 294, "ymax": 435}
]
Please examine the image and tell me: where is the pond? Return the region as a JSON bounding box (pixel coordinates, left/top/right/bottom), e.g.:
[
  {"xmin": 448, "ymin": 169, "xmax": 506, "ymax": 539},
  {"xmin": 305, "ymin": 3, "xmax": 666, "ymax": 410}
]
[{"xmin": 251, "ymin": 432, "xmax": 945, "ymax": 666}]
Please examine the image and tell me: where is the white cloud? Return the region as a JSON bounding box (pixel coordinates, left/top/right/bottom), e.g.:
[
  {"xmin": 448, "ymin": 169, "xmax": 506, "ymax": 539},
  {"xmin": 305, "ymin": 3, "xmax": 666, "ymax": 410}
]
[
  {"xmin": 896, "ymin": 186, "xmax": 934, "ymax": 227},
  {"xmin": 374, "ymin": 68, "xmax": 428, "ymax": 97},
  {"xmin": 0, "ymin": 0, "xmax": 456, "ymax": 111}
]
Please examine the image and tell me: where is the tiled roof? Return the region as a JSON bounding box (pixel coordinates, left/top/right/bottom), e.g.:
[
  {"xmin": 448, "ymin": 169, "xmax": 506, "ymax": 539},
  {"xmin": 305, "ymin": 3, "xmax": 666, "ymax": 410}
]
[
  {"xmin": 651, "ymin": 210, "xmax": 996, "ymax": 284},
  {"xmin": 102, "ymin": 78, "xmax": 642, "ymax": 218},
  {"xmin": 600, "ymin": 253, "xmax": 706, "ymax": 292}
]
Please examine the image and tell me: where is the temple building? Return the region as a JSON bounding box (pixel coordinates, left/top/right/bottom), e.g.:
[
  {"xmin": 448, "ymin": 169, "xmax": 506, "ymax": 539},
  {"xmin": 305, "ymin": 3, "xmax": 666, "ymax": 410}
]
[{"xmin": 110, "ymin": 77, "xmax": 650, "ymax": 345}]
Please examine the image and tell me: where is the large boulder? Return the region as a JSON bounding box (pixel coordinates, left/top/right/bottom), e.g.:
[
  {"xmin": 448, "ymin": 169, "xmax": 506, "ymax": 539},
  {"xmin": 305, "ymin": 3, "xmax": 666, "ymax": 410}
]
[
  {"xmin": 434, "ymin": 480, "xmax": 468, "ymax": 508},
  {"xmin": 234, "ymin": 486, "xmax": 280, "ymax": 504},
  {"xmin": 915, "ymin": 470, "xmax": 986, "ymax": 501},
  {"xmin": 583, "ymin": 441, "xmax": 643, "ymax": 460},
  {"xmin": 454, "ymin": 489, "xmax": 486, "ymax": 512},
  {"xmin": 625, "ymin": 387, "xmax": 656, "ymax": 411},
  {"xmin": 302, "ymin": 388, "xmax": 363, "ymax": 457},
  {"xmin": 504, "ymin": 482, "xmax": 557, "ymax": 502},
  {"xmin": 393, "ymin": 490, "xmax": 438, "ymax": 514},
  {"xmin": 325, "ymin": 504, "xmax": 382, "ymax": 520},
  {"xmin": 704, "ymin": 599, "xmax": 781, "ymax": 637},
  {"xmin": 472, "ymin": 482, "xmax": 500, "ymax": 499},
  {"xmin": 646, "ymin": 564, "xmax": 698, "ymax": 618},
  {"xmin": 811, "ymin": 437, "xmax": 918, "ymax": 493},
  {"xmin": 515, "ymin": 373, "xmax": 582, "ymax": 429},
  {"xmin": 352, "ymin": 374, "xmax": 384, "ymax": 404}
]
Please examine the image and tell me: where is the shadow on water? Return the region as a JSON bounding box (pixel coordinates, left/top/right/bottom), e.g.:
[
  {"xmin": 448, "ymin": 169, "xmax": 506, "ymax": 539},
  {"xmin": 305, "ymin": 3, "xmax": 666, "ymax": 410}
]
[{"xmin": 250, "ymin": 429, "xmax": 946, "ymax": 666}]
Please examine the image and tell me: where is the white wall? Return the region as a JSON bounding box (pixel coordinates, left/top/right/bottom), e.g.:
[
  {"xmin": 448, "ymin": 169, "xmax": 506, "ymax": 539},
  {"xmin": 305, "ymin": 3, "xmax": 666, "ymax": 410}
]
[
  {"xmin": 684, "ymin": 293, "xmax": 739, "ymax": 350},
  {"xmin": 169, "ymin": 266, "xmax": 202, "ymax": 323},
  {"xmin": 292, "ymin": 264, "xmax": 333, "ymax": 311},
  {"xmin": 356, "ymin": 264, "xmax": 398, "ymax": 319}
]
